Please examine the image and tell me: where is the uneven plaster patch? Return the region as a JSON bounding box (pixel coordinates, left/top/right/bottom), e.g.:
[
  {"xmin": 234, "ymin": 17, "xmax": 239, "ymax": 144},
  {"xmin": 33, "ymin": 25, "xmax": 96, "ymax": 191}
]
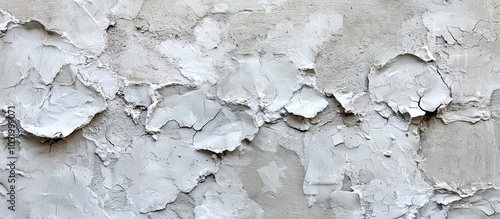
[{"xmin": 193, "ymin": 177, "xmax": 264, "ymax": 219}]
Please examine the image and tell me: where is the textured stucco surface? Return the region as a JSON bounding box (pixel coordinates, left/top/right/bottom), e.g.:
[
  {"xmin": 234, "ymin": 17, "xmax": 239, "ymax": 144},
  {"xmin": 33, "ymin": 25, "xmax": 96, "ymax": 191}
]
[{"xmin": 1, "ymin": 0, "xmax": 500, "ymax": 218}]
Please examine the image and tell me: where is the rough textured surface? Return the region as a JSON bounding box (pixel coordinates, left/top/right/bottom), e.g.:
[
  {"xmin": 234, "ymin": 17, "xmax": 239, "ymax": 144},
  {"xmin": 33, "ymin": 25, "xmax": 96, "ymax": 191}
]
[{"xmin": 1, "ymin": 0, "xmax": 500, "ymax": 218}]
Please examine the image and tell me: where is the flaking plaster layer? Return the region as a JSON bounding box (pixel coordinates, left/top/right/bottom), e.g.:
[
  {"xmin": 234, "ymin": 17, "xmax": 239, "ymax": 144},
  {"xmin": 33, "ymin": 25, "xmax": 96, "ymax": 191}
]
[{"xmin": 1, "ymin": 0, "xmax": 500, "ymax": 218}]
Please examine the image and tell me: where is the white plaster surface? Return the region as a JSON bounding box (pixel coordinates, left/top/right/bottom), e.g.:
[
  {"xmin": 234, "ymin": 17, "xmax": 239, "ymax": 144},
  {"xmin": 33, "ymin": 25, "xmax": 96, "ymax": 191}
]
[{"xmin": 1, "ymin": 0, "xmax": 500, "ymax": 218}]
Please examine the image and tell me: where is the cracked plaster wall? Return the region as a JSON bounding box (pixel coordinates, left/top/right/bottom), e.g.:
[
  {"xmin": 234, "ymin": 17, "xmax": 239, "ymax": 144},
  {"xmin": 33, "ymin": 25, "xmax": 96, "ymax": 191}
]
[{"xmin": 0, "ymin": 0, "xmax": 500, "ymax": 218}]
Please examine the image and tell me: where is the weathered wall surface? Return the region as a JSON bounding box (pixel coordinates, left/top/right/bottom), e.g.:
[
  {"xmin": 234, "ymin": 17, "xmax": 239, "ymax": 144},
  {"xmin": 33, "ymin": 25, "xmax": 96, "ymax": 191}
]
[{"xmin": 0, "ymin": 0, "xmax": 499, "ymax": 218}]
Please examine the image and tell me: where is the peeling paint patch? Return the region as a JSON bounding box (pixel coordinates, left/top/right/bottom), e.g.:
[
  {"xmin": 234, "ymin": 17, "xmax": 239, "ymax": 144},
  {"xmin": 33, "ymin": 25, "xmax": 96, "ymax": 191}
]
[
  {"xmin": 146, "ymin": 85, "xmax": 221, "ymax": 132},
  {"xmin": 285, "ymin": 86, "xmax": 328, "ymax": 118},
  {"xmin": 0, "ymin": 21, "xmax": 106, "ymax": 138},
  {"xmin": 369, "ymin": 54, "xmax": 451, "ymax": 117},
  {"xmin": 192, "ymin": 106, "xmax": 258, "ymax": 153}
]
